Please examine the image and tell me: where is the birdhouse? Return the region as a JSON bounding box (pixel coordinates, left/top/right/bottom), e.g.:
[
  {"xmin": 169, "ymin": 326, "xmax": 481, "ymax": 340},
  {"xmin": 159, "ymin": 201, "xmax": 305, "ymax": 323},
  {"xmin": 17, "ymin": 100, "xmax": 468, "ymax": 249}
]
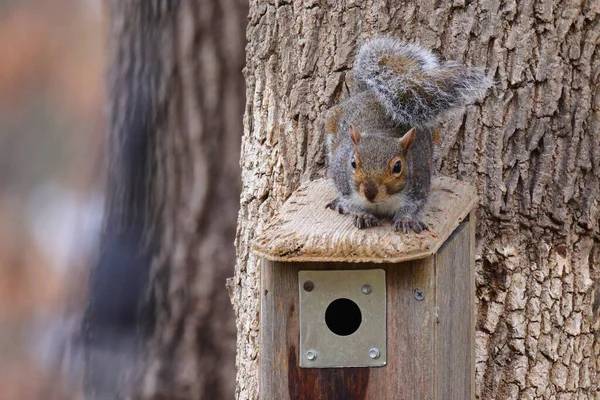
[{"xmin": 253, "ymin": 177, "xmax": 477, "ymax": 400}]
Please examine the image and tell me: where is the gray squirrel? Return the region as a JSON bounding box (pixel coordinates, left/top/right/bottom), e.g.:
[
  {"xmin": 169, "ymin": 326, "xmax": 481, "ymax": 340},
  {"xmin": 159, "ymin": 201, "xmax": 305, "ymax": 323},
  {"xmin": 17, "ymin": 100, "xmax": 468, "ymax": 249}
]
[{"xmin": 325, "ymin": 37, "xmax": 491, "ymax": 233}]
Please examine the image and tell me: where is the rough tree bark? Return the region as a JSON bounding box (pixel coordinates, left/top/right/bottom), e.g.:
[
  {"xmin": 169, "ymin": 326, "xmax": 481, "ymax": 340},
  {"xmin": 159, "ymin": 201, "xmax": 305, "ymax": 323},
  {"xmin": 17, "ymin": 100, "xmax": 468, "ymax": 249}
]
[
  {"xmin": 233, "ymin": 1, "xmax": 600, "ymax": 399},
  {"xmin": 83, "ymin": 1, "xmax": 247, "ymax": 399}
]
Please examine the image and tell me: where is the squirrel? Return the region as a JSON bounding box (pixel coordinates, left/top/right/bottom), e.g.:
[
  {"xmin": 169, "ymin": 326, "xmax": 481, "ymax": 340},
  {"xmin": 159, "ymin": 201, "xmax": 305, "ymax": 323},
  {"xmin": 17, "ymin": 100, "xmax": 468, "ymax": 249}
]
[{"xmin": 325, "ymin": 37, "xmax": 491, "ymax": 233}]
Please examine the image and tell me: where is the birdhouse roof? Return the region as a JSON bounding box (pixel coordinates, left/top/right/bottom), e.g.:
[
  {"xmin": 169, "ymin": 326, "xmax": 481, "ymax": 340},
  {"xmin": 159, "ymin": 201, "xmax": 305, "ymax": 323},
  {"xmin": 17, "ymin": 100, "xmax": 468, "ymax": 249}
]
[{"xmin": 253, "ymin": 177, "xmax": 478, "ymax": 263}]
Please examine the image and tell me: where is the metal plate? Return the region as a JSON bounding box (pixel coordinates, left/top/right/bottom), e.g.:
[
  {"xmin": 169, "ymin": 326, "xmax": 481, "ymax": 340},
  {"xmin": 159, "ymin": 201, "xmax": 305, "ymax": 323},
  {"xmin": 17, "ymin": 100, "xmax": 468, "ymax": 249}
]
[{"xmin": 298, "ymin": 269, "xmax": 386, "ymax": 368}]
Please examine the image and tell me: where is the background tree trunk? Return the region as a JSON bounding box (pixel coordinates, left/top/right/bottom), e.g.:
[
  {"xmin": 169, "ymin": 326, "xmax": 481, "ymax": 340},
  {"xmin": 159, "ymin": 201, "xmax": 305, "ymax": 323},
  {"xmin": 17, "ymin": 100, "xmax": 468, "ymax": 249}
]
[
  {"xmin": 83, "ymin": 1, "xmax": 247, "ymax": 399},
  {"xmin": 234, "ymin": 1, "xmax": 600, "ymax": 398}
]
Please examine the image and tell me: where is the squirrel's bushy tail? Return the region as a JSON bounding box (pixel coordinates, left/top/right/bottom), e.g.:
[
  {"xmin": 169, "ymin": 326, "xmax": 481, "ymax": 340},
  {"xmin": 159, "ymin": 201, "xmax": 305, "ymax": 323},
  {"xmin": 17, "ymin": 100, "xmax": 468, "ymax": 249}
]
[{"xmin": 354, "ymin": 37, "xmax": 492, "ymax": 126}]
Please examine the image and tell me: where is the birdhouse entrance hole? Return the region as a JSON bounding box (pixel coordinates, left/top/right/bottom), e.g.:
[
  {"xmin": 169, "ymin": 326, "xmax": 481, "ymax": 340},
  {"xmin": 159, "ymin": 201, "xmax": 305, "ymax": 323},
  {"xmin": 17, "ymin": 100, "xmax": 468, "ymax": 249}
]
[{"xmin": 325, "ymin": 298, "xmax": 362, "ymax": 336}]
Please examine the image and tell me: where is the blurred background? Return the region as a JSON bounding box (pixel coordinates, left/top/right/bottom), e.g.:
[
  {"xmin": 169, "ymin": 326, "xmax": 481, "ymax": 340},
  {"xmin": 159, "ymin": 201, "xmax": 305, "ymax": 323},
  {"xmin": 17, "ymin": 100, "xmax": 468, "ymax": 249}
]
[{"xmin": 0, "ymin": 0, "xmax": 105, "ymax": 398}]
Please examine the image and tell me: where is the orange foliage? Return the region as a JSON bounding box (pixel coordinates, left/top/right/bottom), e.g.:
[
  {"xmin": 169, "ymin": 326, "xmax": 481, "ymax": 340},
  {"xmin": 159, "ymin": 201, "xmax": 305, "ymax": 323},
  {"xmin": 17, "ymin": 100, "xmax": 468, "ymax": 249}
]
[
  {"xmin": 0, "ymin": 1, "xmax": 104, "ymax": 398},
  {"xmin": 0, "ymin": 0, "xmax": 105, "ymax": 119}
]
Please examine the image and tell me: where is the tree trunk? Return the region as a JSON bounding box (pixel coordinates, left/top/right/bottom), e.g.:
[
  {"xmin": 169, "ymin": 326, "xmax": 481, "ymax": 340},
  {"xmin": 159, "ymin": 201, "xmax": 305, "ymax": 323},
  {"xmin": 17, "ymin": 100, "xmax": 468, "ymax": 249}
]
[
  {"xmin": 234, "ymin": 1, "xmax": 600, "ymax": 399},
  {"xmin": 83, "ymin": 1, "xmax": 247, "ymax": 399}
]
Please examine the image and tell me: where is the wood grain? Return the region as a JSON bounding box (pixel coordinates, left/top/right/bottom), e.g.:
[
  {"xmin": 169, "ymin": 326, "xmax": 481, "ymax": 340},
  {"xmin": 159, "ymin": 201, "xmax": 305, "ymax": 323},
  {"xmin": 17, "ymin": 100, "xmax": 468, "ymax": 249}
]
[
  {"xmin": 253, "ymin": 177, "xmax": 477, "ymax": 264},
  {"xmin": 435, "ymin": 215, "xmax": 475, "ymax": 400},
  {"xmin": 260, "ymin": 259, "xmax": 437, "ymax": 400}
]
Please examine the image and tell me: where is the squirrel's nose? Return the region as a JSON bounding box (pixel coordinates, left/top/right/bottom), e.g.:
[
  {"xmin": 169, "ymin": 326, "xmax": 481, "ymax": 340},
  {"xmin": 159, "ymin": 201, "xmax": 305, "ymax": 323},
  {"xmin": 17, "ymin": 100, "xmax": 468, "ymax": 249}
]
[{"xmin": 364, "ymin": 182, "xmax": 378, "ymax": 202}]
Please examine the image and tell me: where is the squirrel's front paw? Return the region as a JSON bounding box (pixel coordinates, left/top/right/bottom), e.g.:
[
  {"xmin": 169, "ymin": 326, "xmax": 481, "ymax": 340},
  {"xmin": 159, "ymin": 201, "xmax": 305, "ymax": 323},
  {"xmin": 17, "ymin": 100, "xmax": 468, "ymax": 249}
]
[
  {"xmin": 325, "ymin": 198, "xmax": 349, "ymax": 214},
  {"xmin": 353, "ymin": 214, "xmax": 379, "ymax": 229},
  {"xmin": 393, "ymin": 218, "xmax": 428, "ymax": 234}
]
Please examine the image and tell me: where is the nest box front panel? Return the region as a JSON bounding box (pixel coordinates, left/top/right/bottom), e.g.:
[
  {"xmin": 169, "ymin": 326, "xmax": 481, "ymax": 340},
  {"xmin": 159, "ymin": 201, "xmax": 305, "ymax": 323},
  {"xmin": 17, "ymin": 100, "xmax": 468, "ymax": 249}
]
[
  {"xmin": 298, "ymin": 269, "xmax": 386, "ymax": 368},
  {"xmin": 260, "ymin": 259, "xmax": 438, "ymax": 400}
]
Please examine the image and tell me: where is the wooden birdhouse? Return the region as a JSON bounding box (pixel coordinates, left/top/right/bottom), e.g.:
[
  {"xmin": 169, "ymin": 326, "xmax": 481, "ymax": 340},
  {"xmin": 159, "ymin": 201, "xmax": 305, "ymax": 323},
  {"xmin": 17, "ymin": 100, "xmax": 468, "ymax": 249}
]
[{"xmin": 253, "ymin": 176, "xmax": 478, "ymax": 400}]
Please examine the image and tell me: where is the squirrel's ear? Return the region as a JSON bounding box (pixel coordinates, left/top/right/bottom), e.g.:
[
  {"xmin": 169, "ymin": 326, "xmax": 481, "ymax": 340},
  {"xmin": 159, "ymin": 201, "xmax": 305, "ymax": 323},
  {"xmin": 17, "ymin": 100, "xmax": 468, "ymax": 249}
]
[
  {"xmin": 399, "ymin": 128, "xmax": 415, "ymax": 151},
  {"xmin": 349, "ymin": 125, "xmax": 361, "ymax": 145}
]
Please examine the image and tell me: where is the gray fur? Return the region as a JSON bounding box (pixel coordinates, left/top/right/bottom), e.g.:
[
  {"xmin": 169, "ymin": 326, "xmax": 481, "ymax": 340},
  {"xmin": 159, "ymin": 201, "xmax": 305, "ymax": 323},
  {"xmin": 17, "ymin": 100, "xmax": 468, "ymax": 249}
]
[
  {"xmin": 327, "ymin": 92, "xmax": 432, "ymax": 228},
  {"xmin": 354, "ymin": 37, "xmax": 492, "ymax": 127},
  {"xmin": 326, "ymin": 38, "xmax": 490, "ymax": 231}
]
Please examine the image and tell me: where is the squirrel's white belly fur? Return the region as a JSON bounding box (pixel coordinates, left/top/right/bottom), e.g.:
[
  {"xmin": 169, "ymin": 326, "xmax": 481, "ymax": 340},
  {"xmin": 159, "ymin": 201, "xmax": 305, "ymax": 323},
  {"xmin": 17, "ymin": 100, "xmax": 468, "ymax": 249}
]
[{"xmin": 347, "ymin": 191, "xmax": 408, "ymax": 217}]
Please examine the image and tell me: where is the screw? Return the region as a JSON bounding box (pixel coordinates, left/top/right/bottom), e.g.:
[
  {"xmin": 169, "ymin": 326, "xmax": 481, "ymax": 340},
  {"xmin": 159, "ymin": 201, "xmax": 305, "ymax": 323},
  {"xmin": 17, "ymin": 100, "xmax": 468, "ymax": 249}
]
[
  {"xmin": 303, "ymin": 280, "xmax": 314, "ymax": 292},
  {"xmin": 306, "ymin": 350, "xmax": 317, "ymax": 361},
  {"xmin": 414, "ymin": 288, "xmax": 424, "ymax": 301},
  {"xmin": 369, "ymin": 348, "xmax": 380, "ymax": 359},
  {"xmin": 361, "ymin": 284, "xmax": 372, "ymax": 294}
]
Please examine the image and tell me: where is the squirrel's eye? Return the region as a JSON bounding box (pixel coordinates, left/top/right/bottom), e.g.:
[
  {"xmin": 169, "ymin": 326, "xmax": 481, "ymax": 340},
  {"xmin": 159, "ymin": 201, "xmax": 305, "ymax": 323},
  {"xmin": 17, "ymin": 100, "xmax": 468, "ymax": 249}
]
[
  {"xmin": 392, "ymin": 160, "xmax": 402, "ymax": 174},
  {"xmin": 351, "ymin": 156, "xmax": 357, "ymax": 169}
]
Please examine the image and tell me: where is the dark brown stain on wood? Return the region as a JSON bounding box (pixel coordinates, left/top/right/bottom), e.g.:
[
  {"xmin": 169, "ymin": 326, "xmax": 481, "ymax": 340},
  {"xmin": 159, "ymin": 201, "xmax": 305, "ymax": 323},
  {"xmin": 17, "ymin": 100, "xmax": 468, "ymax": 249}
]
[{"xmin": 287, "ymin": 346, "xmax": 370, "ymax": 400}]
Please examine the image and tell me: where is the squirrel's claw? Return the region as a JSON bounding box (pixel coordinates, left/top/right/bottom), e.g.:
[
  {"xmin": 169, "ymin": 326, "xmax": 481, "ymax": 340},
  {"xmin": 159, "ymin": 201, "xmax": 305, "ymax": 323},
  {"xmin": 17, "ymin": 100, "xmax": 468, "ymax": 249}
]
[
  {"xmin": 354, "ymin": 214, "xmax": 379, "ymax": 229},
  {"xmin": 394, "ymin": 218, "xmax": 428, "ymax": 234},
  {"xmin": 326, "ymin": 198, "xmax": 348, "ymax": 214}
]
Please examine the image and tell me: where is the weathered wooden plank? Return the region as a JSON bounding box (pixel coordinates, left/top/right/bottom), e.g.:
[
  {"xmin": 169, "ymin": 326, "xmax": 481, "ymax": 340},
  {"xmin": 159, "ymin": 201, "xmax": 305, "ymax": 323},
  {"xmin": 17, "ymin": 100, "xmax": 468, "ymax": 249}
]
[
  {"xmin": 378, "ymin": 257, "xmax": 436, "ymax": 400},
  {"xmin": 434, "ymin": 215, "xmax": 474, "ymax": 399},
  {"xmin": 469, "ymin": 213, "xmax": 476, "ymax": 399},
  {"xmin": 253, "ymin": 177, "xmax": 478, "ymax": 264},
  {"xmin": 260, "ymin": 259, "xmax": 437, "ymax": 400}
]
